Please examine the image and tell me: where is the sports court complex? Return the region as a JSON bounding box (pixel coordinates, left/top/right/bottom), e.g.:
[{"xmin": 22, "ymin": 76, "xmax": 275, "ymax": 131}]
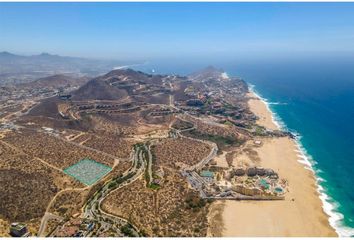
[{"xmin": 63, "ymin": 158, "xmax": 112, "ymax": 186}]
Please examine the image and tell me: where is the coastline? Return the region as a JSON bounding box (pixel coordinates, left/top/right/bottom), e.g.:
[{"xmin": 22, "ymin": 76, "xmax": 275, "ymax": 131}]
[{"xmin": 211, "ymin": 88, "xmax": 337, "ymax": 237}]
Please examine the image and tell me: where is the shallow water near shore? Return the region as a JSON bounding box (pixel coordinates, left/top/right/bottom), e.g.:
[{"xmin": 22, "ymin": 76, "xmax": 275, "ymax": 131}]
[{"xmin": 134, "ymin": 56, "xmax": 354, "ymax": 236}]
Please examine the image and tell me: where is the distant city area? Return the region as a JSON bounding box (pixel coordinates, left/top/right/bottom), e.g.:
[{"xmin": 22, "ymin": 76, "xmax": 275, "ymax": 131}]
[{"xmin": 0, "ymin": 51, "xmax": 139, "ymax": 85}]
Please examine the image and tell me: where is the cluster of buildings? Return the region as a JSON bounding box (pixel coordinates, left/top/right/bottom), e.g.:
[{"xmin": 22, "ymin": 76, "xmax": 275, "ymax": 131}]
[
  {"xmin": 183, "ymin": 165, "xmax": 286, "ymax": 200},
  {"xmin": 0, "ymin": 122, "xmax": 20, "ymax": 131},
  {"xmin": 40, "ymin": 126, "xmax": 61, "ymax": 137},
  {"xmin": 1, "ymin": 86, "xmax": 62, "ymax": 104},
  {"xmin": 69, "ymin": 101, "xmax": 147, "ymax": 118},
  {"xmin": 175, "ymin": 81, "xmax": 257, "ymax": 128},
  {"xmin": 52, "ymin": 218, "xmax": 95, "ymax": 237},
  {"xmin": 149, "ymin": 107, "xmax": 182, "ymax": 116}
]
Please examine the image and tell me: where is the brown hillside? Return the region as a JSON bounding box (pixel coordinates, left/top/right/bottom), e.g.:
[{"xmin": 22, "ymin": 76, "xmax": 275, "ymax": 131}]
[{"xmin": 72, "ymin": 78, "xmax": 128, "ymax": 101}]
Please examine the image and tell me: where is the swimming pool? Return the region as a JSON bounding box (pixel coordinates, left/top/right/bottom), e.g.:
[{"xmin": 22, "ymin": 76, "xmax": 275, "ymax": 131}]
[{"xmin": 259, "ymin": 179, "xmax": 270, "ymax": 189}]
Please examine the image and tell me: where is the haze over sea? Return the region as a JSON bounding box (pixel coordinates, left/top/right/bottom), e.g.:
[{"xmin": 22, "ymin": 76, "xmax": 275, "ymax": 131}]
[{"xmin": 134, "ymin": 54, "xmax": 354, "ymax": 236}]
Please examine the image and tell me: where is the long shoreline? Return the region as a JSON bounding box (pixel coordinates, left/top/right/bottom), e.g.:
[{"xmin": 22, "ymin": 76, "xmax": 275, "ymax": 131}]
[
  {"xmin": 211, "ymin": 85, "xmax": 337, "ymax": 237},
  {"xmin": 249, "ymin": 85, "xmax": 354, "ymax": 237},
  {"xmin": 251, "ymin": 86, "xmax": 337, "ymax": 235}
]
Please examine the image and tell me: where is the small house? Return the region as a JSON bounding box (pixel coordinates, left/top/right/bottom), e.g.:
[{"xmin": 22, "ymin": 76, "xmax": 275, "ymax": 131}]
[{"xmin": 200, "ymin": 170, "xmax": 214, "ymax": 183}]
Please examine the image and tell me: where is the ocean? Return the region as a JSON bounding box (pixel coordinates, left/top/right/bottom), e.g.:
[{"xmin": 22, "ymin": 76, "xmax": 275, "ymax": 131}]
[{"xmin": 134, "ymin": 55, "xmax": 354, "ymax": 236}]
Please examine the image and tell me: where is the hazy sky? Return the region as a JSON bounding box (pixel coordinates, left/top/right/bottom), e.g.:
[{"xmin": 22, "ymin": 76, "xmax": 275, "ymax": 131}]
[{"xmin": 1, "ymin": 2, "xmax": 354, "ymax": 61}]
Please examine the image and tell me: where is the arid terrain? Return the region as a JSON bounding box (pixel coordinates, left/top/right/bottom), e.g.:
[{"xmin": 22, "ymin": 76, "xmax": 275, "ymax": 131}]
[{"xmin": 0, "ymin": 66, "xmax": 305, "ymax": 237}]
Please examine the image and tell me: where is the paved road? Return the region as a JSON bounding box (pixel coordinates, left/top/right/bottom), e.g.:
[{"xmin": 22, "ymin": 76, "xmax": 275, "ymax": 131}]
[
  {"xmin": 83, "ymin": 145, "xmax": 147, "ymax": 236},
  {"xmin": 35, "ymin": 101, "xmax": 219, "ymax": 237},
  {"xmin": 146, "ymin": 144, "xmax": 153, "ymax": 186},
  {"xmin": 175, "ymin": 127, "xmax": 218, "ymax": 171}
]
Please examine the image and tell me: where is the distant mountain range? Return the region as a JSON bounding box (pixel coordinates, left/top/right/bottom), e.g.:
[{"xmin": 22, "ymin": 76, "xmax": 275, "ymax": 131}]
[
  {"xmin": 0, "ymin": 51, "xmax": 140, "ymax": 85},
  {"xmin": 0, "ymin": 51, "xmax": 70, "ymax": 61}
]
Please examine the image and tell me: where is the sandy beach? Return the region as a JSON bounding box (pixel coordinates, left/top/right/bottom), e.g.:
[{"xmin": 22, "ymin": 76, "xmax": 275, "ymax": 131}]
[
  {"xmin": 209, "ymin": 92, "xmax": 337, "ymax": 237},
  {"xmin": 247, "ymin": 92, "xmax": 279, "ymax": 131}
]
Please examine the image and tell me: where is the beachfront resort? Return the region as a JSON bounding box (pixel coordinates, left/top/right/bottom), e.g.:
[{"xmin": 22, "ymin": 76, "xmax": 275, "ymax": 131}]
[{"xmin": 183, "ymin": 165, "xmax": 287, "ymax": 200}]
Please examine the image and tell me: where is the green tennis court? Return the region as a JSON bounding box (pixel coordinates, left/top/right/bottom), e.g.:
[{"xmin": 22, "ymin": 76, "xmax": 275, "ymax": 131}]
[{"xmin": 63, "ymin": 158, "xmax": 112, "ymax": 186}]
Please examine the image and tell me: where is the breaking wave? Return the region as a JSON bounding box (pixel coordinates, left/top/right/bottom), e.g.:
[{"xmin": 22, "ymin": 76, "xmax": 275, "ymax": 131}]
[{"xmin": 248, "ymin": 83, "xmax": 354, "ymax": 237}]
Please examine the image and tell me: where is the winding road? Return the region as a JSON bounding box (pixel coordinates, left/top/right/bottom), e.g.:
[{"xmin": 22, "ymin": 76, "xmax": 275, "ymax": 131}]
[
  {"xmin": 36, "ymin": 101, "xmax": 220, "ymax": 237},
  {"xmin": 82, "ymin": 144, "xmax": 147, "ymax": 236}
]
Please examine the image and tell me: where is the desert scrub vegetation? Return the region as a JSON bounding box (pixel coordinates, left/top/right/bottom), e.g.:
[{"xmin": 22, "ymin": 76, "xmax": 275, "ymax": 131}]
[
  {"xmin": 151, "ymin": 138, "xmax": 210, "ymax": 168},
  {"xmin": 0, "ymin": 169, "xmax": 57, "ymax": 222},
  {"xmin": 3, "ymin": 129, "xmax": 115, "ymax": 169},
  {"xmin": 183, "ymin": 129, "xmax": 245, "ymax": 152},
  {"xmin": 101, "ymin": 169, "xmax": 210, "ymax": 237},
  {"xmin": 171, "ymin": 118, "xmax": 194, "ymax": 130}
]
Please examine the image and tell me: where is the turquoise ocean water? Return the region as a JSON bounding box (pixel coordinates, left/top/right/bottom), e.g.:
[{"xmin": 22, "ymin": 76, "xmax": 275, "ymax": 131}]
[{"xmin": 134, "ymin": 56, "xmax": 354, "ymax": 236}]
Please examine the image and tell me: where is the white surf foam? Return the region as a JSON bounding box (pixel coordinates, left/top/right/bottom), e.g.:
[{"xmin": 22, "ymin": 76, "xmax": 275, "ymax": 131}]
[
  {"xmin": 249, "ymin": 84, "xmax": 285, "ymax": 130},
  {"xmin": 268, "ymin": 102, "xmax": 288, "ymax": 105},
  {"xmin": 248, "ymin": 83, "xmax": 354, "ymax": 237},
  {"xmin": 221, "ymin": 72, "xmax": 230, "ymax": 80},
  {"xmin": 113, "ymin": 61, "xmax": 147, "ymax": 70}
]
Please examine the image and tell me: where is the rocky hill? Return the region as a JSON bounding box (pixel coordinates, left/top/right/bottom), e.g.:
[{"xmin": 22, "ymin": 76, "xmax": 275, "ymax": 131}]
[
  {"xmin": 72, "ymin": 77, "xmax": 128, "ymax": 101},
  {"xmin": 71, "ymin": 68, "xmax": 173, "ymax": 103},
  {"xmin": 188, "ymin": 65, "xmax": 225, "ymax": 81}
]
